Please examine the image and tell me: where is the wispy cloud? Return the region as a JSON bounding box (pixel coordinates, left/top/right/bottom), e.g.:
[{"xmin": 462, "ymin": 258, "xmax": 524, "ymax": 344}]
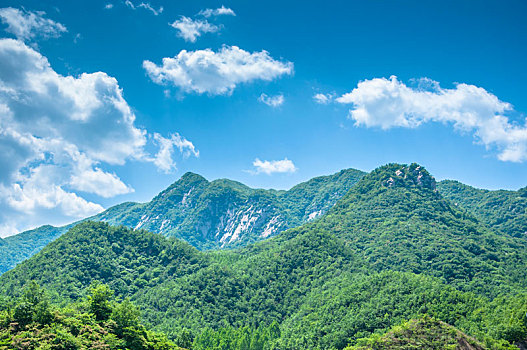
[
  {"xmin": 251, "ymin": 158, "xmax": 297, "ymax": 175},
  {"xmin": 313, "ymin": 93, "xmax": 334, "ymax": 104},
  {"xmin": 198, "ymin": 5, "xmax": 236, "ymax": 18},
  {"xmin": 143, "ymin": 45, "xmax": 293, "ymax": 95},
  {"xmin": 169, "ymin": 16, "xmax": 219, "ymax": 42},
  {"xmin": 259, "ymin": 93, "xmax": 284, "ymax": 107},
  {"xmin": 0, "ymin": 7, "xmax": 67, "ymax": 42},
  {"xmin": 336, "ymin": 76, "xmax": 527, "ymax": 162},
  {"xmin": 125, "ymin": 1, "xmax": 163, "ymax": 15}
]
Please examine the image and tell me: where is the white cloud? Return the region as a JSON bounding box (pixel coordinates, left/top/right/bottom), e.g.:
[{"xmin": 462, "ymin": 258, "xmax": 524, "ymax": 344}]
[
  {"xmin": 152, "ymin": 133, "xmax": 199, "ymax": 173},
  {"xmin": 198, "ymin": 6, "xmax": 236, "ymax": 18},
  {"xmin": 104, "ymin": 4, "xmax": 114, "ymax": 10},
  {"xmin": 252, "ymin": 158, "xmax": 297, "ymax": 175},
  {"xmin": 259, "ymin": 93, "xmax": 284, "ymax": 107},
  {"xmin": 313, "ymin": 93, "xmax": 333, "ymax": 104},
  {"xmin": 336, "ymin": 75, "xmax": 527, "ymax": 162},
  {"xmin": 125, "ymin": 1, "xmax": 163, "ymax": 15},
  {"xmin": 3, "ymin": 167, "xmax": 104, "ymax": 217},
  {"xmin": 0, "ymin": 162, "xmax": 105, "ymax": 237},
  {"xmin": 0, "ymin": 39, "xmax": 197, "ymax": 236},
  {"xmin": 0, "ymin": 7, "xmax": 67, "ymax": 42},
  {"xmin": 143, "ymin": 45, "xmax": 293, "ymax": 95},
  {"xmin": 169, "ymin": 16, "xmax": 219, "ymax": 43}
]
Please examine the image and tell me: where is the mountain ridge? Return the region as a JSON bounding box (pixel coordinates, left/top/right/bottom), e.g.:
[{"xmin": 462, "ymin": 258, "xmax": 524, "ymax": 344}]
[{"xmin": 2, "ymin": 163, "xmax": 526, "ymax": 277}]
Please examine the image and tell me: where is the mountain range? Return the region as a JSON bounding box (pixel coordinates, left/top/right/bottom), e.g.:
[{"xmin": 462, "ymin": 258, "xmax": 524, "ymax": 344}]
[
  {"xmin": 0, "ymin": 168, "xmax": 365, "ymax": 274},
  {"xmin": 1, "ymin": 163, "xmax": 526, "ymax": 349},
  {"xmin": 4, "ymin": 164, "xmax": 525, "ymax": 278}
]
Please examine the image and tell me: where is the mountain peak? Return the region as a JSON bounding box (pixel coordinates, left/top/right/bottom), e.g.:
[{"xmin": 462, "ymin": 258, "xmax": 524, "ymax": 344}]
[
  {"xmin": 180, "ymin": 171, "xmax": 208, "ymax": 183},
  {"xmin": 168, "ymin": 171, "xmax": 209, "ymax": 190},
  {"xmin": 153, "ymin": 172, "xmax": 208, "ymax": 201},
  {"xmin": 377, "ymin": 163, "xmax": 436, "ymax": 191}
]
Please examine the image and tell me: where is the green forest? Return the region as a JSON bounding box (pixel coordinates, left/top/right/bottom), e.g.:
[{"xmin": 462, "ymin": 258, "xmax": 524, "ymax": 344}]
[{"xmin": 1, "ymin": 164, "xmax": 526, "ymax": 349}]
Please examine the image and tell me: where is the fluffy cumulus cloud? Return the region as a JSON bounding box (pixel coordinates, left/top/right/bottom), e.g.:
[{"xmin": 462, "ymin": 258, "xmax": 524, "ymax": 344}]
[
  {"xmin": 198, "ymin": 6, "xmax": 236, "ymax": 18},
  {"xmin": 0, "ymin": 7, "xmax": 67, "ymax": 41},
  {"xmin": 143, "ymin": 45, "xmax": 293, "ymax": 95},
  {"xmin": 258, "ymin": 93, "xmax": 284, "ymax": 107},
  {"xmin": 0, "ymin": 39, "xmax": 197, "ymax": 236},
  {"xmin": 125, "ymin": 1, "xmax": 163, "ymax": 15},
  {"xmin": 336, "ymin": 76, "xmax": 527, "ymax": 162},
  {"xmin": 170, "ymin": 17, "xmax": 219, "ymax": 43},
  {"xmin": 252, "ymin": 158, "xmax": 297, "ymax": 175}
]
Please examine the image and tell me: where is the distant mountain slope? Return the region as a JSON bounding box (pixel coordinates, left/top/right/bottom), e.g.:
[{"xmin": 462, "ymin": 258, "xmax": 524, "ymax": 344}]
[
  {"xmin": 0, "ymin": 168, "xmax": 365, "ymax": 274},
  {"xmin": 1, "ymin": 164, "xmax": 527, "ymax": 348},
  {"xmin": 438, "ymin": 180, "xmax": 527, "ymax": 238},
  {"xmin": 0, "ymin": 225, "xmax": 69, "ymax": 274}
]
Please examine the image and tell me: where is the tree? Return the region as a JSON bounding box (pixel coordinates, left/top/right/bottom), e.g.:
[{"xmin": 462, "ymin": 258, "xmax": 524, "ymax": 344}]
[
  {"xmin": 13, "ymin": 282, "xmax": 53, "ymax": 326},
  {"xmin": 88, "ymin": 282, "xmax": 113, "ymax": 321},
  {"xmin": 176, "ymin": 328, "xmax": 193, "ymax": 349},
  {"xmin": 112, "ymin": 298, "xmax": 140, "ymax": 332}
]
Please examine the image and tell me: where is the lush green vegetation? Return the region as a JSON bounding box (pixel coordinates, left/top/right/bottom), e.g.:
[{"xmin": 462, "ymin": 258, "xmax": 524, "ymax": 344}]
[
  {"xmin": 1, "ymin": 163, "xmax": 527, "ymax": 349},
  {"xmin": 192, "ymin": 323, "xmax": 281, "ymax": 350},
  {"xmin": 0, "ymin": 282, "xmax": 179, "ymax": 349},
  {"xmin": 438, "ymin": 180, "xmax": 527, "ymax": 238}
]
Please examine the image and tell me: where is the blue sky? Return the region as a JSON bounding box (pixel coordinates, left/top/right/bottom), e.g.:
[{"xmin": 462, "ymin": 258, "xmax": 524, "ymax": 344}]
[{"xmin": 0, "ymin": 0, "xmax": 526, "ymax": 236}]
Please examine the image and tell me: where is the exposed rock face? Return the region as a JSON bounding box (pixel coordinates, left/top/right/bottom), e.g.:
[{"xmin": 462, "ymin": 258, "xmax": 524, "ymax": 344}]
[{"xmin": 383, "ymin": 163, "xmax": 436, "ymax": 190}]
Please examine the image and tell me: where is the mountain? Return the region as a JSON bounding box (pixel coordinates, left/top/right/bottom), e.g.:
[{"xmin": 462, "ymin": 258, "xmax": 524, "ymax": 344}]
[
  {"xmin": 94, "ymin": 168, "xmax": 365, "ymax": 249},
  {"xmin": 438, "ymin": 180, "xmax": 527, "ymax": 238},
  {"xmin": 0, "ymin": 168, "xmax": 365, "ymax": 274},
  {"xmin": 285, "ymin": 163, "xmax": 527, "ymax": 296},
  {"xmin": 1, "ymin": 163, "xmax": 526, "ymax": 349}
]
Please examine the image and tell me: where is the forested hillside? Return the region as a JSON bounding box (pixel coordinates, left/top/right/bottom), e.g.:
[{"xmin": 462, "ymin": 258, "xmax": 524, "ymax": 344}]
[
  {"xmin": 0, "ymin": 168, "xmax": 364, "ymax": 275},
  {"xmin": 1, "ymin": 164, "xmax": 526, "ymax": 349},
  {"xmin": 438, "ymin": 180, "xmax": 527, "ymax": 238},
  {"xmin": 292, "ymin": 163, "xmax": 527, "ymax": 296}
]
